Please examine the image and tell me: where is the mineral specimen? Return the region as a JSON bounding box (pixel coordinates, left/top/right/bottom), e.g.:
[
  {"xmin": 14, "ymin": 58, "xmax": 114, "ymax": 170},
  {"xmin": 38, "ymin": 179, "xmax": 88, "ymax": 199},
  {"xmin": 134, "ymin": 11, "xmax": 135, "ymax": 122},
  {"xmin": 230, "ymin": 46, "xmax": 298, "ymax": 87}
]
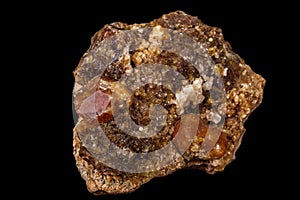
[{"xmin": 72, "ymin": 11, "xmax": 265, "ymax": 195}]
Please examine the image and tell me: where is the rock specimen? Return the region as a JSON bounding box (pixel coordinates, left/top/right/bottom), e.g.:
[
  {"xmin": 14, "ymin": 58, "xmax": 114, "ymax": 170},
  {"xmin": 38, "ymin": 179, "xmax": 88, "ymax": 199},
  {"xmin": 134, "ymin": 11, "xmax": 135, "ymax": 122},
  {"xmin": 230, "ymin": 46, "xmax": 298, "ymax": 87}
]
[{"xmin": 72, "ymin": 11, "xmax": 265, "ymax": 195}]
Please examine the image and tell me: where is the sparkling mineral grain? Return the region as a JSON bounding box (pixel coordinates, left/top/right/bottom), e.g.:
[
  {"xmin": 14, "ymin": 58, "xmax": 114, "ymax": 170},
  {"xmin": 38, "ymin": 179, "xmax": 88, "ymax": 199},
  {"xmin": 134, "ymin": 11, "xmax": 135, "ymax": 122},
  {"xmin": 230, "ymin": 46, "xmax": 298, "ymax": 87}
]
[{"xmin": 72, "ymin": 11, "xmax": 265, "ymax": 195}]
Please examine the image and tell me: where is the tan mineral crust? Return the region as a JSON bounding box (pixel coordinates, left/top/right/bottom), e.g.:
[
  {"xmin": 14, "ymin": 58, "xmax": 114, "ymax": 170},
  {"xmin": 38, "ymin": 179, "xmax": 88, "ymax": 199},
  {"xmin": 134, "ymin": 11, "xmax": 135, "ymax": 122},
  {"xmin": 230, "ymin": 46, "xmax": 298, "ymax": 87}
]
[{"xmin": 72, "ymin": 11, "xmax": 265, "ymax": 195}]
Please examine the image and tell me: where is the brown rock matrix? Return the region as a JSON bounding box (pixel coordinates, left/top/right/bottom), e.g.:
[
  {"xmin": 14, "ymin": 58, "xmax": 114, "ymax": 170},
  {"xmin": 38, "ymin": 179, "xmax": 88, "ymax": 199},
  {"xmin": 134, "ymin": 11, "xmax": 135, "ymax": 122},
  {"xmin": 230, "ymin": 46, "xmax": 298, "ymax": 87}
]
[{"xmin": 72, "ymin": 11, "xmax": 265, "ymax": 195}]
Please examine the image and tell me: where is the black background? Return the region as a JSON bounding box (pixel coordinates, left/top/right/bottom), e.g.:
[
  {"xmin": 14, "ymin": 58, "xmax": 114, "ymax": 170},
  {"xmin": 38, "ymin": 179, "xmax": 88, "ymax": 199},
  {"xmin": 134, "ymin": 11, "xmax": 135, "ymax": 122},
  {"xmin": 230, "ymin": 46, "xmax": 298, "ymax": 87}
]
[{"xmin": 14, "ymin": 1, "xmax": 295, "ymax": 199}]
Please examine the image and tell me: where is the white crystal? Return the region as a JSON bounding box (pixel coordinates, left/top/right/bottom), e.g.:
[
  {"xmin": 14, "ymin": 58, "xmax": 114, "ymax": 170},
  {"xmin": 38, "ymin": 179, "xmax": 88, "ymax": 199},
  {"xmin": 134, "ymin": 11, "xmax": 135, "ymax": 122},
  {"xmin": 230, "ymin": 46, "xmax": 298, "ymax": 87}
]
[{"xmin": 207, "ymin": 112, "xmax": 221, "ymax": 124}]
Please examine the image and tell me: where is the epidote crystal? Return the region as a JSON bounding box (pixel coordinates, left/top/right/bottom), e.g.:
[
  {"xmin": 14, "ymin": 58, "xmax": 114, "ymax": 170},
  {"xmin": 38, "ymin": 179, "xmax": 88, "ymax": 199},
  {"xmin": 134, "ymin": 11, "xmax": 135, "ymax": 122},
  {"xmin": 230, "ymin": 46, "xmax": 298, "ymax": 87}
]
[{"xmin": 72, "ymin": 11, "xmax": 265, "ymax": 195}]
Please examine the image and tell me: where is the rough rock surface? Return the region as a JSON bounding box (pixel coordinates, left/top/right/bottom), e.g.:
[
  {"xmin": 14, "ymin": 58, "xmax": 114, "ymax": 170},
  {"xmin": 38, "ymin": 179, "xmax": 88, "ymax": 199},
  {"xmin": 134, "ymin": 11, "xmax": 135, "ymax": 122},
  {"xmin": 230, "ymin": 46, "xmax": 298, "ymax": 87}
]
[{"xmin": 72, "ymin": 11, "xmax": 266, "ymax": 195}]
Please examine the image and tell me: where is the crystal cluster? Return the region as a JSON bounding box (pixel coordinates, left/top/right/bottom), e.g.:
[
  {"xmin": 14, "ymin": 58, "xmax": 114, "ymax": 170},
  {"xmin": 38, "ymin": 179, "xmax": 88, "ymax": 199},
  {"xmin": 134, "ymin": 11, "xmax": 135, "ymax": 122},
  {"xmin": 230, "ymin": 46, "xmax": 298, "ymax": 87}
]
[{"xmin": 72, "ymin": 11, "xmax": 265, "ymax": 195}]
